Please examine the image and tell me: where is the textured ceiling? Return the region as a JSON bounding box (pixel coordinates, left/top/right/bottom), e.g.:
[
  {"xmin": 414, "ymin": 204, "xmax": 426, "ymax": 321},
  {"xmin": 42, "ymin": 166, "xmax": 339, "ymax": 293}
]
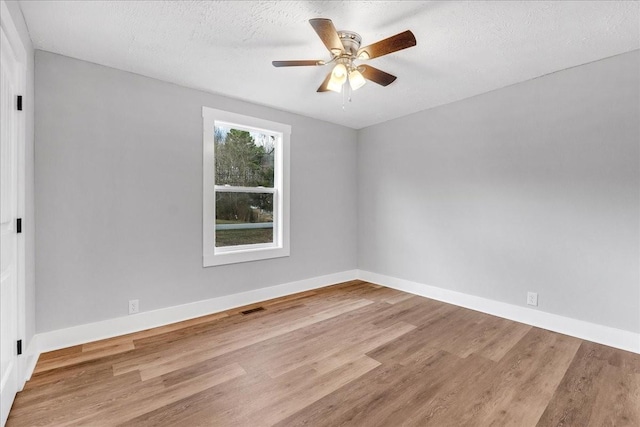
[{"xmin": 19, "ymin": 1, "xmax": 640, "ymax": 129}]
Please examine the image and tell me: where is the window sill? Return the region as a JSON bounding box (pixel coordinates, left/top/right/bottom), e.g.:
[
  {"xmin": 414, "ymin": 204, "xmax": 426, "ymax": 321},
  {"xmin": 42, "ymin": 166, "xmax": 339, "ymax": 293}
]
[{"xmin": 203, "ymin": 246, "xmax": 290, "ymax": 267}]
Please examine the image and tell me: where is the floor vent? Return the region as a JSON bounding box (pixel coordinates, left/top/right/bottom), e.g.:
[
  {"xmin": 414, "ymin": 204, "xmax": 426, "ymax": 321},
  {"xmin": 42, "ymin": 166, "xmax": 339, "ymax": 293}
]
[{"xmin": 241, "ymin": 306, "xmax": 265, "ymax": 315}]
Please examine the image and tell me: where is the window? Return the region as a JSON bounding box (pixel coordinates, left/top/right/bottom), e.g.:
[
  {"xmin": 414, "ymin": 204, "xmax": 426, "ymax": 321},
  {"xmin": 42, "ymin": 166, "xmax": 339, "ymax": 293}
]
[{"xmin": 203, "ymin": 107, "xmax": 290, "ymax": 266}]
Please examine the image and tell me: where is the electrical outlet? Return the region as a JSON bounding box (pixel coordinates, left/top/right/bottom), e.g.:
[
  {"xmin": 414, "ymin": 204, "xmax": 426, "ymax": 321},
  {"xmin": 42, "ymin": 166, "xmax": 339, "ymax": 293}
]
[
  {"xmin": 129, "ymin": 299, "xmax": 139, "ymax": 314},
  {"xmin": 527, "ymin": 292, "xmax": 538, "ymax": 307}
]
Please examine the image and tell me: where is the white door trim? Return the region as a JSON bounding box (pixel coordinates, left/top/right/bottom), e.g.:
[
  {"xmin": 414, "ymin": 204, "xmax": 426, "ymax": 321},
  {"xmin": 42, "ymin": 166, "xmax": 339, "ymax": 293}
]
[{"xmin": 1, "ymin": 0, "xmax": 27, "ymax": 392}]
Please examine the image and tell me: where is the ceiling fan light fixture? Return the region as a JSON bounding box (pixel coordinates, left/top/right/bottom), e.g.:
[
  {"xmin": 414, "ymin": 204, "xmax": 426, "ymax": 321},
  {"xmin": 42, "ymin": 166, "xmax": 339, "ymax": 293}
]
[
  {"xmin": 327, "ymin": 79, "xmax": 343, "ymax": 93},
  {"xmin": 328, "ymin": 63, "xmax": 347, "ymax": 92},
  {"xmin": 348, "ymin": 69, "xmax": 366, "ymax": 90},
  {"xmin": 273, "ymin": 19, "xmax": 416, "ymax": 94}
]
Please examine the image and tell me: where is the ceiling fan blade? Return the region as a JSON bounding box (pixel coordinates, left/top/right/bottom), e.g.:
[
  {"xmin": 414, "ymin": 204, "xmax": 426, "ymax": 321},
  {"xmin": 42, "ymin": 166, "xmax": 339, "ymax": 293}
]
[
  {"xmin": 359, "ymin": 65, "xmax": 397, "ymax": 86},
  {"xmin": 309, "ymin": 18, "xmax": 344, "ymax": 54},
  {"xmin": 317, "ymin": 71, "xmax": 333, "ymax": 92},
  {"xmin": 272, "ymin": 60, "xmax": 324, "ymax": 67},
  {"xmin": 357, "ymin": 30, "xmax": 416, "ymax": 60}
]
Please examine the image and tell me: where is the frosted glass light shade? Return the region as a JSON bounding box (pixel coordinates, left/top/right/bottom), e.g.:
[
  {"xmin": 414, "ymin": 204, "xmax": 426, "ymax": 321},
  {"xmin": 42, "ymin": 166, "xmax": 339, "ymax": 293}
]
[
  {"xmin": 349, "ymin": 69, "xmax": 366, "ymax": 90},
  {"xmin": 328, "ymin": 63, "xmax": 347, "ymax": 93}
]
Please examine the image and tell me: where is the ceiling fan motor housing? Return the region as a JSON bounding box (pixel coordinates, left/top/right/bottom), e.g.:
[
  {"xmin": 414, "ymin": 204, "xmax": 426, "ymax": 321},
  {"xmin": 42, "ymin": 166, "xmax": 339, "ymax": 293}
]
[{"xmin": 338, "ymin": 31, "xmax": 362, "ymax": 56}]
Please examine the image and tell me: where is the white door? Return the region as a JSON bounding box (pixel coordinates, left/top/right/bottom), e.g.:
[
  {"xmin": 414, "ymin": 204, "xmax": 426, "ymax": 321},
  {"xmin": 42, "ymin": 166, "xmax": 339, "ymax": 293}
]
[{"xmin": 0, "ymin": 25, "xmax": 21, "ymax": 426}]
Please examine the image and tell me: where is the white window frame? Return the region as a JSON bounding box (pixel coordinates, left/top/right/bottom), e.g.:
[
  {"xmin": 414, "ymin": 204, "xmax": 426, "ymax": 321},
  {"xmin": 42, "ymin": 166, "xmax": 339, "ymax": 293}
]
[{"xmin": 202, "ymin": 107, "xmax": 290, "ymax": 267}]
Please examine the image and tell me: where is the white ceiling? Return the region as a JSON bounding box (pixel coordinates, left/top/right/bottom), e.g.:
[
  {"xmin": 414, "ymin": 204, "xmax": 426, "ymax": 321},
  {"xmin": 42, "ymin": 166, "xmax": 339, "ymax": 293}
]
[{"xmin": 18, "ymin": 1, "xmax": 640, "ymax": 129}]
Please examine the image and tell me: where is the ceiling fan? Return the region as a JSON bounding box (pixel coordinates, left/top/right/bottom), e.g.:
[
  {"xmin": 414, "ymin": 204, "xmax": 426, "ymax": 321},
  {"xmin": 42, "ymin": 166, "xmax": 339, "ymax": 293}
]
[{"xmin": 272, "ymin": 18, "xmax": 416, "ymax": 93}]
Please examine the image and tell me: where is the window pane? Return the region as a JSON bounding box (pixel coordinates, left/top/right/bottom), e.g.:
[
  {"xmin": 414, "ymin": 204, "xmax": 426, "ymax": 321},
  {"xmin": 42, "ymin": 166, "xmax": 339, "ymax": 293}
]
[
  {"xmin": 214, "ymin": 125, "xmax": 275, "ymax": 187},
  {"xmin": 215, "ymin": 192, "xmax": 274, "ymax": 247}
]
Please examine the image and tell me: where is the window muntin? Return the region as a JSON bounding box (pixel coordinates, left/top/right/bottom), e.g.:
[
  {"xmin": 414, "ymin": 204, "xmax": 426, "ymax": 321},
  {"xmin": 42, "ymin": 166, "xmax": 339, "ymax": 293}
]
[{"xmin": 203, "ymin": 108, "xmax": 290, "ymax": 266}]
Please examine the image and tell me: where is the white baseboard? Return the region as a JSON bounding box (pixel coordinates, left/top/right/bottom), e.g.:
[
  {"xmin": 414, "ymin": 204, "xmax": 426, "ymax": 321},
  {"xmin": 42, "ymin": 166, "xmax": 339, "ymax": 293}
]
[
  {"xmin": 22, "ymin": 341, "xmax": 39, "ymax": 386},
  {"xmin": 27, "ymin": 269, "xmax": 359, "ymax": 374},
  {"xmin": 25, "ymin": 267, "xmax": 638, "ymax": 384},
  {"xmin": 358, "ymin": 270, "xmax": 640, "ymax": 354}
]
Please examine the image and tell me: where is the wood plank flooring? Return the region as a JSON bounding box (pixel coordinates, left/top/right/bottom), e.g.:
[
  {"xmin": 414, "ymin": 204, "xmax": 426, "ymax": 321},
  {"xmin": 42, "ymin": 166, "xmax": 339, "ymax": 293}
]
[{"xmin": 7, "ymin": 280, "xmax": 640, "ymax": 426}]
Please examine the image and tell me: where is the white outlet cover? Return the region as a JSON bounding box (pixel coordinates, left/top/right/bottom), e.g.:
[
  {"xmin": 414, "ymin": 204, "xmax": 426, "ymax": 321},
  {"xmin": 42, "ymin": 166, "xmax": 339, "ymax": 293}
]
[
  {"xmin": 527, "ymin": 292, "xmax": 538, "ymax": 307},
  {"xmin": 129, "ymin": 299, "xmax": 139, "ymax": 314}
]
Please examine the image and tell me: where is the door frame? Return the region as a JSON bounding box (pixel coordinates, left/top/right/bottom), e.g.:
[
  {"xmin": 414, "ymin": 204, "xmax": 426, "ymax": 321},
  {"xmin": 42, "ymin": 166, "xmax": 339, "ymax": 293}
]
[{"xmin": 1, "ymin": 0, "xmax": 27, "ymax": 390}]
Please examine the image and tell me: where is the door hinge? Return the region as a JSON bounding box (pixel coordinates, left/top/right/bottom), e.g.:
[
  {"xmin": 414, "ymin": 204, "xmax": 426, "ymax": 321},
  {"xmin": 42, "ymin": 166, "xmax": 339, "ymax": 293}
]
[
  {"xmin": 16, "ymin": 218, "xmax": 22, "ymax": 233},
  {"xmin": 17, "ymin": 340, "xmax": 22, "ymax": 356},
  {"xmin": 17, "ymin": 95, "xmax": 22, "ymax": 111}
]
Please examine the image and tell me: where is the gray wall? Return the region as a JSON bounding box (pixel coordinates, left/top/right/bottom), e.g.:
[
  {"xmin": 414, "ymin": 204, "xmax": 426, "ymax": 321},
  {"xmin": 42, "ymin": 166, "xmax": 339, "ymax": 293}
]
[
  {"xmin": 35, "ymin": 51, "xmax": 357, "ymax": 332},
  {"xmin": 358, "ymin": 51, "xmax": 640, "ymax": 333},
  {"xmin": 5, "ymin": 1, "xmax": 36, "ymax": 349},
  {"xmin": 34, "ymin": 47, "xmax": 639, "ymax": 335}
]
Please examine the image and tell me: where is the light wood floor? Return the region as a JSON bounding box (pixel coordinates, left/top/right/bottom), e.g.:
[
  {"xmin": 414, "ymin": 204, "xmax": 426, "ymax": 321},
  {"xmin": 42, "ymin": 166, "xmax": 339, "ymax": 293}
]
[{"xmin": 8, "ymin": 280, "xmax": 640, "ymax": 426}]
